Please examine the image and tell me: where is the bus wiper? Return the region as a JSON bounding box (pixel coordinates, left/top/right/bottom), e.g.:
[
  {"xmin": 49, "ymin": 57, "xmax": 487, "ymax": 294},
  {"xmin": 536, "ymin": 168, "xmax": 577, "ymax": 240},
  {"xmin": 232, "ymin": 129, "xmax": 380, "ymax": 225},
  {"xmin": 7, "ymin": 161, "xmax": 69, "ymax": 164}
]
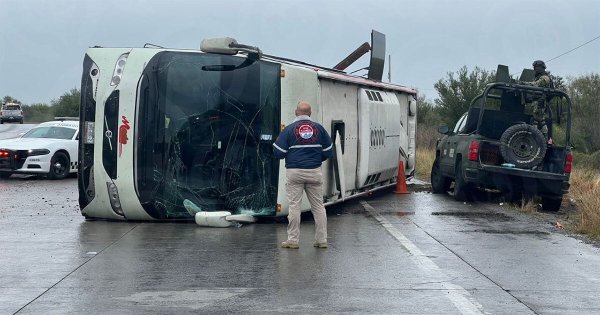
[
  {"xmin": 202, "ymin": 65, "xmax": 236, "ymax": 71},
  {"xmin": 104, "ymin": 116, "xmax": 113, "ymax": 151},
  {"xmin": 202, "ymin": 58, "xmax": 255, "ymax": 72}
]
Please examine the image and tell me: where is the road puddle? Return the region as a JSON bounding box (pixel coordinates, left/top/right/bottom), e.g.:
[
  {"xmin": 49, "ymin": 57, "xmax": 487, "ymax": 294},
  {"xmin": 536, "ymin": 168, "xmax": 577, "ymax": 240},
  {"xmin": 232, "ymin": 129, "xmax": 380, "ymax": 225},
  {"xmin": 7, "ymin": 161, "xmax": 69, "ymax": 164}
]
[{"xmin": 431, "ymin": 211, "xmax": 514, "ymax": 222}]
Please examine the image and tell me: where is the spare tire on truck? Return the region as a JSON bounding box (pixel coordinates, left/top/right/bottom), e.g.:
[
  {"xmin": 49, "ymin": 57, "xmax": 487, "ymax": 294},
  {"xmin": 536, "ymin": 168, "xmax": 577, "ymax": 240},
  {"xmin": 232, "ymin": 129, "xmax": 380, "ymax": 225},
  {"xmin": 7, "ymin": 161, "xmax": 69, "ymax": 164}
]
[{"xmin": 499, "ymin": 124, "xmax": 546, "ymax": 169}]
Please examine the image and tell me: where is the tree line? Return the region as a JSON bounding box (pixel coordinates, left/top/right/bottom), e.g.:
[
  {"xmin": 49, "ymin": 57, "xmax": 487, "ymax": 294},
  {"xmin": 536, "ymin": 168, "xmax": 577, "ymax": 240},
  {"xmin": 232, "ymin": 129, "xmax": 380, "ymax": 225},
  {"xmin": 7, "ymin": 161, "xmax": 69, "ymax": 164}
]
[
  {"xmin": 2, "ymin": 88, "xmax": 80, "ymax": 123},
  {"xmin": 4, "ymin": 66, "xmax": 599, "ymax": 155}
]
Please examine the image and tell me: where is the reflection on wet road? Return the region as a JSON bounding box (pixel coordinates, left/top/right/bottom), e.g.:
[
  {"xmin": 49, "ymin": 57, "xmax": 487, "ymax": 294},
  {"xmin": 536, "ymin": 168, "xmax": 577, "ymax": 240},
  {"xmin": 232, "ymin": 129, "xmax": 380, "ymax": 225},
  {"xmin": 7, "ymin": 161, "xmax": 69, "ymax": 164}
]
[
  {"xmin": 0, "ymin": 124, "xmax": 36, "ymax": 140},
  {"xmin": 1, "ymin": 177, "xmax": 599, "ymax": 314}
]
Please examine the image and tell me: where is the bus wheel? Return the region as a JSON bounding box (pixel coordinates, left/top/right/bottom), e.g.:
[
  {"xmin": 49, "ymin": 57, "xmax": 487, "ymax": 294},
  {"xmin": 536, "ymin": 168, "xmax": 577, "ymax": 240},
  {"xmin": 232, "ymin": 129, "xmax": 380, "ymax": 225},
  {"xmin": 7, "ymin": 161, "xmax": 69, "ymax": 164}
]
[
  {"xmin": 48, "ymin": 152, "xmax": 70, "ymax": 180},
  {"xmin": 0, "ymin": 172, "xmax": 12, "ymax": 179}
]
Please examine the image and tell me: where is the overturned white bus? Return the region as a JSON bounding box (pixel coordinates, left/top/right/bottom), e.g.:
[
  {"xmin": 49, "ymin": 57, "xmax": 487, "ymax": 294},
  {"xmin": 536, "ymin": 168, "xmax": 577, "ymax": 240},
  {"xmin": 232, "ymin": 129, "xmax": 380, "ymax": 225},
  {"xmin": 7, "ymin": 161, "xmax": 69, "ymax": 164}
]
[{"xmin": 78, "ymin": 31, "xmax": 417, "ymax": 220}]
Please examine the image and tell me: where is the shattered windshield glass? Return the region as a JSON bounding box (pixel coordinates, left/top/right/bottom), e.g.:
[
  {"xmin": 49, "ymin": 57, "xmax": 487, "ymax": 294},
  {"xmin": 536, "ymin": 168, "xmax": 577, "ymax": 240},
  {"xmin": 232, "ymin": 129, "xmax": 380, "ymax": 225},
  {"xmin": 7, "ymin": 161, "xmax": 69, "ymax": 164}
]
[{"xmin": 136, "ymin": 52, "xmax": 281, "ymax": 219}]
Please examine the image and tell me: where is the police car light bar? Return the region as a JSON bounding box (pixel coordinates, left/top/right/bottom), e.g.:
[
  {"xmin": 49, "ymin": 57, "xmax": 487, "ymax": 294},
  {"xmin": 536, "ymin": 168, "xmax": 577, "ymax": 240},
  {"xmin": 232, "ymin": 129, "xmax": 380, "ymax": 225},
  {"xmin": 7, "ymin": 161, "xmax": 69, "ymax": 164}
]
[{"xmin": 54, "ymin": 117, "xmax": 79, "ymax": 121}]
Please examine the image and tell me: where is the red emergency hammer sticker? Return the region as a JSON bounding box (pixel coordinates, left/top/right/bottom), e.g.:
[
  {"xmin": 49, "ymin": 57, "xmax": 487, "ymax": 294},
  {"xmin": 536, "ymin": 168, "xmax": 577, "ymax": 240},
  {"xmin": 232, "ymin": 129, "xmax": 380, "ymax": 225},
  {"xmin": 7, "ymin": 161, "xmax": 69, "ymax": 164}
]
[{"xmin": 118, "ymin": 116, "xmax": 130, "ymax": 157}]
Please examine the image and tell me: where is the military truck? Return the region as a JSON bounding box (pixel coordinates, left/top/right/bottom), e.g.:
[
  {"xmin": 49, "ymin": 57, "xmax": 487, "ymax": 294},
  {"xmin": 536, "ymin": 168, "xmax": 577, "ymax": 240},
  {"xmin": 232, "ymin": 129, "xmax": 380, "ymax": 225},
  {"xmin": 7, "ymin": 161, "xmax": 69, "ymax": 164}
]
[{"xmin": 431, "ymin": 65, "xmax": 572, "ymax": 211}]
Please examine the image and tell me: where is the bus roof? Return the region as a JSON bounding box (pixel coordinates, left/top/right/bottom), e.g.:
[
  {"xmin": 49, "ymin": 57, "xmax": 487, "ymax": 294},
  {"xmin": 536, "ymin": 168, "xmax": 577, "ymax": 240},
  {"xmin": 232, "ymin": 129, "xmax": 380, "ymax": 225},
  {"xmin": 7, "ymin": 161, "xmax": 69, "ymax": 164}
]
[
  {"xmin": 316, "ymin": 70, "xmax": 416, "ymax": 94},
  {"xmin": 87, "ymin": 46, "xmax": 417, "ymax": 95},
  {"xmin": 262, "ymin": 54, "xmax": 417, "ymax": 95}
]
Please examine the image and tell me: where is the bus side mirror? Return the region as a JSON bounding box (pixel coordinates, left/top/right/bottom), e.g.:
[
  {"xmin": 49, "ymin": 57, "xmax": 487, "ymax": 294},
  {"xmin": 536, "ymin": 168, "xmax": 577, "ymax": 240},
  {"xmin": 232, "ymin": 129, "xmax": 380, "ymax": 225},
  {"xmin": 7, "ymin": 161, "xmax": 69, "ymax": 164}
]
[
  {"xmin": 200, "ymin": 37, "xmax": 239, "ymax": 55},
  {"xmin": 438, "ymin": 126, "xmax": 450, "ymax": 135}
]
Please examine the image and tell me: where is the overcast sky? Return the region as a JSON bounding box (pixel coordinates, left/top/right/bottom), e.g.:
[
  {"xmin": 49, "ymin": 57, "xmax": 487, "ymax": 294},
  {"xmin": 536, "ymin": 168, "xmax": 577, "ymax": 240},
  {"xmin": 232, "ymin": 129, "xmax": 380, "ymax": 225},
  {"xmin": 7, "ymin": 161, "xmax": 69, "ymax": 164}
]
[{"xmin": 1, "ymin": 0, "xmax": 599, "ymax": 105}]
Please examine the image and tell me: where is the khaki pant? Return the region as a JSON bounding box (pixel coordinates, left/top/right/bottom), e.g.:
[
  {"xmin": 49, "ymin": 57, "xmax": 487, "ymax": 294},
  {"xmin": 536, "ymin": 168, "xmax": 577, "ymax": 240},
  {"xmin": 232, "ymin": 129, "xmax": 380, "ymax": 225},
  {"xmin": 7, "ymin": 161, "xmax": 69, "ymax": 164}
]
[{"xmin": 285, "ymin": 167, "xmax": 327, "ymax": 244}]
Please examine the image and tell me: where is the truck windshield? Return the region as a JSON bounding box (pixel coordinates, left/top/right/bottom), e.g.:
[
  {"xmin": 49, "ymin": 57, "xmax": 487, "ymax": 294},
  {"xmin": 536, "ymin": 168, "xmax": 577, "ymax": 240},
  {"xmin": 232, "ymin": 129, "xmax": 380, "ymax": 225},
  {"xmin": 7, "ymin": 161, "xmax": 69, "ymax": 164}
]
[{"xmin": 136, "ymin": 52, "xmax": 281, "ymax": 219}]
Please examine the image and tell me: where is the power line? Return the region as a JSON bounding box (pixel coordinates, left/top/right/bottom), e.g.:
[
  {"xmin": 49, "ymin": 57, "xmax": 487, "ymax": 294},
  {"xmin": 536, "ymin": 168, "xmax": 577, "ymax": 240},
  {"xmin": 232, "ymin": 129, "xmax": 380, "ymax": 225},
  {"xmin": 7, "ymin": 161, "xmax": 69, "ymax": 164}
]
[
  {"xmin": 510, "ymin": 34, "xmax": 600, "ymax": 75},
  {"xmin": 546, "ymin": 34, "xmax": 600, "ymax": 63}
]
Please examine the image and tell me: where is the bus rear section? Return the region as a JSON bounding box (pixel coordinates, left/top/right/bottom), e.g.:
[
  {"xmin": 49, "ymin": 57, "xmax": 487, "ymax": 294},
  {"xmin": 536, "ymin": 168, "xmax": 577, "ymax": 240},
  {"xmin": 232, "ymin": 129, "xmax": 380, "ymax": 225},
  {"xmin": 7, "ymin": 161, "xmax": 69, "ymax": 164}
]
[{"xmin": 79, "ymin": 48, "xmax": 282, "ymax": 220}]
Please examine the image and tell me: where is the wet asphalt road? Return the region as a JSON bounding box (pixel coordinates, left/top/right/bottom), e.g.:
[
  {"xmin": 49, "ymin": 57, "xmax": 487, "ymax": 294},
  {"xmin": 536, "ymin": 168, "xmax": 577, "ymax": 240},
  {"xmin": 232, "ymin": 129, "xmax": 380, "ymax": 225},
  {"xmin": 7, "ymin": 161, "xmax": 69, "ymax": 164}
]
[
  {"xmin": 1, "ymin": 177, "xmax": 600, "ymax": 314},
  {"xmin": 0, "ymin": 124, "xmax": 35, "ymax": 140}
]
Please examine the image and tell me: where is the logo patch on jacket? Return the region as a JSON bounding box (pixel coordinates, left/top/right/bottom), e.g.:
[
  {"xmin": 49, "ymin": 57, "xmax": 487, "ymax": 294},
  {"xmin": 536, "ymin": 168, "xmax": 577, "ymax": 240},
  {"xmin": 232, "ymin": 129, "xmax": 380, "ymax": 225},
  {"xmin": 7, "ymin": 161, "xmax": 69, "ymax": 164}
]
[
  {"xmin": 298, "ymin": 125, "xmax": 314, "ymax": 139},
  {"xmin": 294, "ymin": 122, "xmax": 319, "ymax": 143}
]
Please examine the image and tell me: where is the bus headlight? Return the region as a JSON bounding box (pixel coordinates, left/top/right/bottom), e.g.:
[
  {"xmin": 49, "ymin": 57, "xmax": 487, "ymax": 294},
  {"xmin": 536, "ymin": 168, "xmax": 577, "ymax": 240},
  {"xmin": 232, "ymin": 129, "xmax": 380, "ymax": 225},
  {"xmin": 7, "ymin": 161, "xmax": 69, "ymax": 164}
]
[
  {"xmin": 106, "ymin": 181, "xmax": 124, "ymax": 216},
  {"xmin": 110, "ymin": 53, "xmax": 129, "ymax": 86}
]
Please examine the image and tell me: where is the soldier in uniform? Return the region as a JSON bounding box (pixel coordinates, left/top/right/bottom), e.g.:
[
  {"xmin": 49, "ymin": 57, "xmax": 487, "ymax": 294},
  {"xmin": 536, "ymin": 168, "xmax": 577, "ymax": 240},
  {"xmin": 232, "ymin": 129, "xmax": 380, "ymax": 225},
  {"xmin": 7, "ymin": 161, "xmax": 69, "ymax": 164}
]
[{"xmin": 521, "ymin": 60, "xmax": 554, "ymax": 144}]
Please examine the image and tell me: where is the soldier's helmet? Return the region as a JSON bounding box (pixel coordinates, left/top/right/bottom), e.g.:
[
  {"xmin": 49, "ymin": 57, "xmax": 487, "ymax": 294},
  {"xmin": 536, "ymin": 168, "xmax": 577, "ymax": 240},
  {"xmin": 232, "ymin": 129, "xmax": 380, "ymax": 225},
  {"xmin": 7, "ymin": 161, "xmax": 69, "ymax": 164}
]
[{"xmin": 532, "ymin": 60, "xmax": 546, "ymax": 69}]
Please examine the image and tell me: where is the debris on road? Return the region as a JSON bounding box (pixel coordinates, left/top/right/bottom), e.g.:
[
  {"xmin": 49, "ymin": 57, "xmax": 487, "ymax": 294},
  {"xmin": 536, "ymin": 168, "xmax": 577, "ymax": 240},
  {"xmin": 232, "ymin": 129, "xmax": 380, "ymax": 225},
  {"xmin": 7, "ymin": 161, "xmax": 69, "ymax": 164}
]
[{"xmin": 184, "ymin": 199, "xmax": 256, "ymax": 228}]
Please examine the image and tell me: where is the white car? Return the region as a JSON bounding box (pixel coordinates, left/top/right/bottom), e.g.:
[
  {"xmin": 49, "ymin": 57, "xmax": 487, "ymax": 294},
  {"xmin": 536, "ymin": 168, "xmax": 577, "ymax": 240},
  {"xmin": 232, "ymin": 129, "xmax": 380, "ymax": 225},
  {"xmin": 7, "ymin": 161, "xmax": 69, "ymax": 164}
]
[{"xmin": 0, "ymin": 120, "xmax": 79, "ymax": 179}]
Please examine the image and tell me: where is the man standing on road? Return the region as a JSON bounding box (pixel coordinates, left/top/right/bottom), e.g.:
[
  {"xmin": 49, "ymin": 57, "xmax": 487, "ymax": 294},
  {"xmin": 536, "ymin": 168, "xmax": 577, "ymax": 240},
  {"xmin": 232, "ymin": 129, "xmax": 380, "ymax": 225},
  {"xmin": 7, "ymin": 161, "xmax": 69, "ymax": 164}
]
[
  {"xmin": 273, "ymin": 101, "xmax": 333, "ymax": 249},
  {"xmin": 521, "ymin": 60, "xmax": 555, "ymax": 144}
]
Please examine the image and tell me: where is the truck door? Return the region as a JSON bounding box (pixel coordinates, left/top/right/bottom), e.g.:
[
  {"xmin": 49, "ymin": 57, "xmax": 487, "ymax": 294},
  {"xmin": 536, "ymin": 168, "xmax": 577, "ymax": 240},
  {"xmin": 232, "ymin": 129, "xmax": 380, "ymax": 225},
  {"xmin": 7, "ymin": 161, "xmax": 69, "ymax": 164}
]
[{"xmin": 440, "ymin": 113, "xmax": 468, "ymax": 175}]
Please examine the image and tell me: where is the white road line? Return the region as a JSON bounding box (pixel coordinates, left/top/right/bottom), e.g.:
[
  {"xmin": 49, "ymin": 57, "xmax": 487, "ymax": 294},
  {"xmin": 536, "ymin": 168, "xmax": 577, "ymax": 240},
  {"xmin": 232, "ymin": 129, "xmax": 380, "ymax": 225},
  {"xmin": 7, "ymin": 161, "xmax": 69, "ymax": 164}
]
[{"xmin": 360, "ymin": 200, "xmax": 488, "ymax": 315}]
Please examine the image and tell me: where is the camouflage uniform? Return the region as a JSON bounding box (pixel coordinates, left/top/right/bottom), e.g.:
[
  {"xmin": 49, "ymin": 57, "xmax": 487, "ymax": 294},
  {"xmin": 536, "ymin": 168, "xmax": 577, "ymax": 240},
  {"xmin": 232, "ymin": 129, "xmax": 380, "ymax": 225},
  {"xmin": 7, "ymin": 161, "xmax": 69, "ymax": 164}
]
[
  {"xmin": 528, "ymin": 73, "xmax": 553, "ymax": 88},
  {"xmin": 521, "ymin": 61, "xmax": 554, "ymax": 139}
]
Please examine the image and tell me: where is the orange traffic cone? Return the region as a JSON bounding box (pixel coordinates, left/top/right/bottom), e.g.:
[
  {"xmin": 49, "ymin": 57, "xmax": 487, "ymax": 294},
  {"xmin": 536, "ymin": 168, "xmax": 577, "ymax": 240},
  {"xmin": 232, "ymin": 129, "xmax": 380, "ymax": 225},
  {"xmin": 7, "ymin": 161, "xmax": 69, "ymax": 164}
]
[{"xmin": 394, "ymin": 161, "xmax": 410, "ymax": 194}]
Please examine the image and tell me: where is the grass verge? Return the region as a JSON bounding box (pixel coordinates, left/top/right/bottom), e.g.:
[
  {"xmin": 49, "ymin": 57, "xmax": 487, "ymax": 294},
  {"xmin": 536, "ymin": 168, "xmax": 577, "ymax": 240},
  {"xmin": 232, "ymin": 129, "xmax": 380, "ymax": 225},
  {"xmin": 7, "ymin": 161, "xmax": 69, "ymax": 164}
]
[
  {"xmin": 415, "ymin": 148, "xmax": 435, "ymax": 181},
  {"xmin": 515, "ymin": 198, "xmax": 539, "ymax": 214},
  {"xmin": 569, "ymin": 167, "xmax": 600, "ymax": 238}
]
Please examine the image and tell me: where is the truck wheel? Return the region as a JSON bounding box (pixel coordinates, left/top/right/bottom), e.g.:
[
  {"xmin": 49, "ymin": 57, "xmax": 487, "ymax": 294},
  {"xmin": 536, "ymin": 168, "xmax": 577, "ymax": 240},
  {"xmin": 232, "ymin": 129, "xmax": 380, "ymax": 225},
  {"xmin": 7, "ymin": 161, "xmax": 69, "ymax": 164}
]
[
  {"xmin": 541, "ymin": 196, "xmax": 562, "ymax": 212},
  {"xmin": 500, "ymin": 124, "xmax": 546, "ymax": 169},
  {"xmin": 501, "ymin": 183, "xmax": 522, "ymax": 203},
  {"xmin": 453, "ymin": 163, "xmax": 472, "ymax": 202},
  {"xmin": 431, "ymin": 158, "xmax": 451, "ymax": 194},
  {"xmin": 0, "ymin": 172, "xmax": 12, "ymax": 179},
  {"xmin": 48, "ymin": 152, "xmax": 70, "ymax": 180}
]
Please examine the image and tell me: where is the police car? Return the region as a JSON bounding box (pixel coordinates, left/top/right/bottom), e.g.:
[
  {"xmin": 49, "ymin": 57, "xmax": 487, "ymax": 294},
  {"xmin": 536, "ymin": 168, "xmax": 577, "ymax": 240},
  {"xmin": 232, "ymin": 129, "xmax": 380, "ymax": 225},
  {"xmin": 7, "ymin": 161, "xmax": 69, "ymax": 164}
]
[{"xmin": 0, "ymin": 119, "xmax": 79, "ymax": 179}]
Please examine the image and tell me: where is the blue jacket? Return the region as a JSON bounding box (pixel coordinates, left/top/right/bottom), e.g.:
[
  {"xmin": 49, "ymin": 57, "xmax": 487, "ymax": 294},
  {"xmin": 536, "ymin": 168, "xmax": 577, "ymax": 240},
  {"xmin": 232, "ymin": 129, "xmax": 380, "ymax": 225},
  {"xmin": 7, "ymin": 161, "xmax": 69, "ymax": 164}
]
[{"xmin": 273, "ymin": 115, "xmax": 333, "ymax": 169}]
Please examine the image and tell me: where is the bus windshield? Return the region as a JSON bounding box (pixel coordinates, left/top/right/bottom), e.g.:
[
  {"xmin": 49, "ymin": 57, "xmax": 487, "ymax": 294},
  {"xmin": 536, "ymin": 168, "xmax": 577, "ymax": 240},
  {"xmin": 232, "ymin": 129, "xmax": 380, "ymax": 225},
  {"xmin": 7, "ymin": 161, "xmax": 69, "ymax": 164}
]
[{"xmin": 135, "ymin": 52, "xmax": 281, "ymax": 219}]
